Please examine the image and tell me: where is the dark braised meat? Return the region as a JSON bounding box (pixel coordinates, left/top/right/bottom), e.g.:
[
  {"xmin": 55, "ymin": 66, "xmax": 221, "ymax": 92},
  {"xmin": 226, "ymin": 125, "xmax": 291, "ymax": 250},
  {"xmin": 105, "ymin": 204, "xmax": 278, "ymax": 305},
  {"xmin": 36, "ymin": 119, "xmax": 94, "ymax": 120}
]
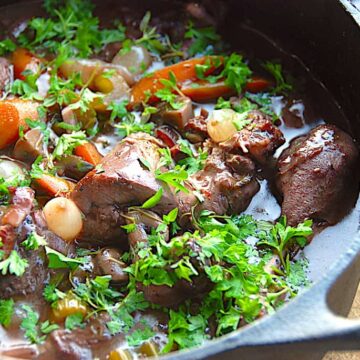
[
  {"xmin": 220, "ymin": 110, "xmax": 285, "ymax": 164},
  {"xmin": 43, "ymin": 314, "xmax": 115, "ymax": 360},
  {"xmin": 183, "ymin": 113, "xmax": 209, "ymax": 143},
  {"xmin": 277, "ymin": 124, "xmax": 359, "ymax": 227},
  {"xmin": 188, "ymin": 143, "xmax": 260, "ymax": 215},
  {"xmin": 71, "ymin": 133, "xmax": 178, "ymax": 242},
  {"xmin": 0, "ymin": 188, "xmax": 71, "ymax": 299}
]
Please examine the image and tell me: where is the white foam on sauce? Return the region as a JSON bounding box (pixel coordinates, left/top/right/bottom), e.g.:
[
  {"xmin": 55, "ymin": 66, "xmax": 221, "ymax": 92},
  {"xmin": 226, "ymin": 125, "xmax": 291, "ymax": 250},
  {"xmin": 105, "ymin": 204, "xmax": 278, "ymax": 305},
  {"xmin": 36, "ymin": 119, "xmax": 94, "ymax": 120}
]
[
  {"xmin": 245, "ymin": 180, "xmax": 281, "ymax": 222},
  {"xmin": 304, "ymin": 195, "xmax": 360, "ymax": 282}
]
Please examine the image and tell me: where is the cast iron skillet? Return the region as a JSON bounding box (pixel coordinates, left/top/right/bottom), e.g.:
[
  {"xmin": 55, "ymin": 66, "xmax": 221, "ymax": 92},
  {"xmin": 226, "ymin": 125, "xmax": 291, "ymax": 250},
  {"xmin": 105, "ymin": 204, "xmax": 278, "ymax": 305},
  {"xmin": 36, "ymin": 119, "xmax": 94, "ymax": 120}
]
[{"xmin": 0, "ymin": 1, "xmax": 360, "ymax": 359}]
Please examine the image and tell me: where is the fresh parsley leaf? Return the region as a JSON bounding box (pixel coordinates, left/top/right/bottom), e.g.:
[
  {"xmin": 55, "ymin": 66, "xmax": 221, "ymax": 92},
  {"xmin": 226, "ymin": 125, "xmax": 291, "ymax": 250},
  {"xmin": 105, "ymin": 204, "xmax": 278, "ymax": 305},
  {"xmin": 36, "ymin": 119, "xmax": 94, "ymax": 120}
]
[
  {"xmin": 185, "ymin": 21, "xmax": 221, "ymax": 57},
  {"xmin": 65, "ymin": 313, "xmax": 85, "ymax": 330},
  {"xmin": 263, "ymin": 61, "xmax": 292, "ymax": 94},
  {"xmin": 121, "ymin": 223, "xmax": 137, "ymax": 234},
  {"xmin": 223, "ymin": 53, "xmax": 252, "ymax": 93},
  {"xmin": 20, "ymin": 305, "xmax": 44, "ymax": 344},
  {"xmin": 0, "ymin": 299, "xmax": 14, "ymax": 327},
  {"xmin": 126, "ymin": 324, "xmax": 155, "ymax": 347},
  {"xmin": 155, "ymin": 71, "xmax": 185, "ymax": 110},
  {"xmin": 43, "ymin": 283, "xmax": 65, "ymax": 303},
  {"xmin": 22, "ymin": 231, "xmax": 47, "ymax": 250},
  {"xmin": 141, "ymin": 187, "xmax": 163, "ymax": 209},
  {"xmin": 52, "ymin": 131, "xmax": 87, "ymax": 160},
  {"xmin": 114, "ymin": 116, "xmax": 154, "ymax": 138},
  {"xmin": 0, "ymin": 38, "xmax": 17, "ymax": 55},
  {"xmin": 40, "ymin": 320, "xmax": 60, "ymax": 334},
  {"xmin": 0, "ymin": 250, "xmax": 28, "ymax": 276},
  {"xmin": 156, "ymin": 167, "xmax": 189, "ymax": 193},
  {"xmin": 45, "ymin": 246, "xmax": 85, "ymax": 270}
]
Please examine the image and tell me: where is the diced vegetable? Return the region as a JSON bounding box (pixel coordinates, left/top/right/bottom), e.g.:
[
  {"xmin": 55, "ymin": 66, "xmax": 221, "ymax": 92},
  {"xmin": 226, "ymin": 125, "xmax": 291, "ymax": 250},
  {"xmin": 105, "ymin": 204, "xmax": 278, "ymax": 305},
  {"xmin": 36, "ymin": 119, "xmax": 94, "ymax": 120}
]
[
  {"xmin": 43, "ymin": 197, "xmax": 83, "ymax": 242},
  {"xmin": 181, "ymin": 77, "xmax": 271, "ymax": 102},
  {"xmin": 33, "ymin": 174, "xmax": 75, "ymax": 197},
  {"xmin": 55, "ymin": 155, "xmax": 94, "ymax": 181},
  {"xmin": 130, "ymin": 56, "xmax": 222, "ymax": 105},
  {"xmin": 13, "ymin": 128, "xmax": 44, "ymax": 163},
  {"xmin": 94, "ymin": 73, "xmax": 130, "ymax": 109},
  {"xmin": 12, "ymin": 48, "xmax": 42, "ymax": 80},
  {"xmin": 61, "ymin": 105, "xmax": 98, "ymax": 132},
  {"xmin": 182, "ymin": 80, "xmax": 235, "ymax": 102},
  {"xmin": 0, "ymin": 159, "xmax": 26, "ymax": 183},
  {"xmin": 245, "ymin": 77, "xmax": 272, "ymax": 93},
  {"xmin": 108, "ymin": 349, "xmax": 133, "ymax": 360},
  {"xmin": 60, "ymin": 59, "xmax": 135, "ymax": 88},
  {"xmin": 156, "ymin": 96, "xmax": 194, "ymax": 130},
  {"xmin": 0, "ymin": 100, "xmax": 39, "ymax": 149},
  {"xmin": 207, "ymin": 109, "xmax": 239, "ymax": 143},
  {"xmin": 112, "ymin": 45, "xmax": 152, "ymax": 75},
  {"xmin": 51, "ymin": 295, "xmax": 88, "ymax": 323},
  {"xmin": 138, "ymin": 341, "xmax": 158, "ymax": 357},
  {"xmin": 74, "ymin": 142, "xmax": 103, "ymax": 166}
]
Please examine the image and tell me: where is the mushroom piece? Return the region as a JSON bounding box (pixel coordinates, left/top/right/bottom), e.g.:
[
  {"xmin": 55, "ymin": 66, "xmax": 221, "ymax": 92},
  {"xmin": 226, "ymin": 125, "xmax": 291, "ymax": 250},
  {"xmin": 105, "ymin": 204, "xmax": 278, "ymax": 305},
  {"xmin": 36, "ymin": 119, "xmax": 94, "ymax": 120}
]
[
  {"xmin": 155, "ymin": 96, "xmax": 194, "ymax": 131},
  {"xmin": 61, "ymin": 105, "xmax": 97, "ymax": 133},
  {"xmin": 54, "ymin": 155, "xmax": 94, "ymax": 181},
  {"xmin": 13, "ymin": 128, "xmax": 45, "ymax": 163},
  {"xmin": 112, "ymin": 45, "xmax": 152, "ymax": 76},
  {"xmin": 60, "ymin": 58, "xmax": 135, "ymax": 87},
  {"xmin": 125, "ymin": 209, "xmax": 169, "ymax": 255},
  {"xmin": 95, "ymin": 248, "xmax": 129, "ymax": 283}
]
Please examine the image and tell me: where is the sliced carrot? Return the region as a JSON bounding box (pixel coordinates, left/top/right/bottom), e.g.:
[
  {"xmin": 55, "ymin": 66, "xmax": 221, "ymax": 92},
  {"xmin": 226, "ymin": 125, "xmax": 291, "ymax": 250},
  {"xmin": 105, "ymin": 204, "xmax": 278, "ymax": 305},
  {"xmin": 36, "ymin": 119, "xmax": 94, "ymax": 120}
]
[
  {"xmin": 33, "ymin": 174, "xmax": 75, "ymax": 197},
  {"xmin": 0, "ymin": 99, "xmax": 39, "ymax": 149},
  {"xmin": 245, "ymin": 77, "xmax": 272, "ymax": 93},
  {"xmin": 0, "ymin": 102, "xmax": 22, "ymax": 149},
  {"xmin": 74, "ymin": 142, "xmax": 103, "ymax": 166},
  {"xmin": 130, "ymin": 56, "xmax": 223, "ymax": 106},
  {"xmin": 181, "ymin": 80, "xmax": 235, "ymax": 102},
  {"xmin": 12, "ymin": 48, "xmax": 42, "ymax": 80}
]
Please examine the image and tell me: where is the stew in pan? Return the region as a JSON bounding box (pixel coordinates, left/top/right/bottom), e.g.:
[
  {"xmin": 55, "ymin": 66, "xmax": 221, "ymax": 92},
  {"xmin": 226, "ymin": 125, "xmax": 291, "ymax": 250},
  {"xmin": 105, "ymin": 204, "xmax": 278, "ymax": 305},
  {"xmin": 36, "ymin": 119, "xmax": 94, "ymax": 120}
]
[{"xmin": 0, "ymin": 1, "xmax": 358, "ymax": 359}]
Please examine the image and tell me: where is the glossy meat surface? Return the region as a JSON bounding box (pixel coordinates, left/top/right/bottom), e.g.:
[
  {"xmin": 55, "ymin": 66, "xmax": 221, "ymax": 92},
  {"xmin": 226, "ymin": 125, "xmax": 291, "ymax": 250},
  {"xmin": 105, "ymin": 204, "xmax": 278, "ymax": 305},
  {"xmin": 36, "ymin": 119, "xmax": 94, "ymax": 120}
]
[
  {"xmin": 71, "ymin": 133, "xmax": 178, "ymax": 242},
  {"xmin": 277, "ymin": 124, "xmax": 359, "ymax": 227}
]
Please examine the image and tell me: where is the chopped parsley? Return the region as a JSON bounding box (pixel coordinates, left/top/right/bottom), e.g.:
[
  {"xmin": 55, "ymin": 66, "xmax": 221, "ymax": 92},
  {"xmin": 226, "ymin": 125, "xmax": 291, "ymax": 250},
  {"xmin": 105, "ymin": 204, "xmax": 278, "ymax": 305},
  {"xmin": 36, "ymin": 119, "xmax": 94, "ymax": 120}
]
[
  {"xmin": 0, "ymin": 299, "xmax": 14, "ymax": 327},
  {"xmin": 0, "ymin": 250, "xmax": 29, "ymax": 277},
  {"xmin": 65, "ymin": 313, "xmax": 85, "ymax": 330},
  {"xmin": 185, "ymin": 21, "xmax": 221, "ymax": 57},
  {"xmin": 141, "ymin": 187, "xmax": 163, "ymax": 209},
  {"xmin": 20, "ymin": 305, "xmax": 59, "ymax": 344},
  {"xmin": 22, "ymin": 231, "xmax": 47, "ymax": 250},
  {"xmin": 263, "ymin": 61, "xmax": 293, "ymax": 94}
]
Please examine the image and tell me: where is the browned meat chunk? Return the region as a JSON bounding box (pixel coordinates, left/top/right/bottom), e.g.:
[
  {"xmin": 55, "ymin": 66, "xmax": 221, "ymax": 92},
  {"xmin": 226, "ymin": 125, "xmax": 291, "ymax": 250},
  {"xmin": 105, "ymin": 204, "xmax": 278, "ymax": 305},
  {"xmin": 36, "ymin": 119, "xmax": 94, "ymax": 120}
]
[
  {"xmin": 71, "ymin": 133, "xmax": 178, "ymax": 242},
  {"xmin": 277, "ymin": 124, "xmax": 359, "ymax": 227},
  {"xmin": 220, "ymin": 110, "xmax": 285, "ymax": 164},
  {"xmin": 184, "ymin": 113, "xmax": 208, "ymax": 143},
  {"xmin": 0, "ymin": 188, "xmax": 72, "ymax": 299},
  {"xmin": 188, "ymin": 144, "xmax": 260, "ymax": 215},
  {"xmin": 44, "ymin": 314, "xmax": 114, "ymax": 360}
]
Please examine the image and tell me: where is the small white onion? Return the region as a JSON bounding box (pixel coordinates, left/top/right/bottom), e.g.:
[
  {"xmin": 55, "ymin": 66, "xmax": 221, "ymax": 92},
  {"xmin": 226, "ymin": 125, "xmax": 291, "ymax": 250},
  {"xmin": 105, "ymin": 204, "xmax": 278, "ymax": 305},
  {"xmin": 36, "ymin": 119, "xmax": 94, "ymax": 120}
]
[
  {"xmin": 207, "ymin": 109, "xmax": 238, "ymax": 143},
  {"xmin": 43, "ymin": 197, "xmax": 83, "ymax": 242},
  {"xmin": 0, "ymin": 159, "xmax": 25, "ymax": 182}
]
